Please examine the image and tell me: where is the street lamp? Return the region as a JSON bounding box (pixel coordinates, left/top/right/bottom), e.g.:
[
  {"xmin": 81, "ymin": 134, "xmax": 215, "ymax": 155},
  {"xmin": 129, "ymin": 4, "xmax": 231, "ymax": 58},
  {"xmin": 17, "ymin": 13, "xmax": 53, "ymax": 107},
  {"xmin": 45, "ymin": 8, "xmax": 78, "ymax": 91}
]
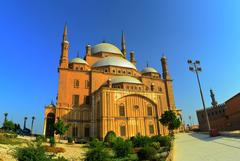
[{"xmin": 188, "ymin": 59, "xmax": 211, "ymax": 131}]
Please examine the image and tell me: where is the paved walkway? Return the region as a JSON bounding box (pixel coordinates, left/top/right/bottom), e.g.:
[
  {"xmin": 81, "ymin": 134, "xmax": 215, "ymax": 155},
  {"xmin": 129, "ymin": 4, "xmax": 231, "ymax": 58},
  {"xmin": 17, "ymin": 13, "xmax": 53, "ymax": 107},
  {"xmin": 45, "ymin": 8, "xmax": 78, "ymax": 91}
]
[{"xmin": 175, "ymin": 133, "xmax": 240, "ymax": 161}]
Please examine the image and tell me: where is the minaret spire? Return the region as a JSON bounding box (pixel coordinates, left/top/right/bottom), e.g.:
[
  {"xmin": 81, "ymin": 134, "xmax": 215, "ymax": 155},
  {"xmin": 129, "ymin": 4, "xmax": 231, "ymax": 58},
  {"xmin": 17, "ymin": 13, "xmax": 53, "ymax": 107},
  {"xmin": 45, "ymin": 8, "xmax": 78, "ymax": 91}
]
[
  {"xmin": 59, "ymin": 24, "xmax": 69, "ymax": 69},
  {"xmin": 210, "ymin": 89, "xmax": 218, "ymax": 107},
  {"xmin": 121, "ymin": 31, "xmax": 126, "ymax": 58},
  {"xmin": 63, "ymin": 23, "xmax": 68, "ymax": 41}
]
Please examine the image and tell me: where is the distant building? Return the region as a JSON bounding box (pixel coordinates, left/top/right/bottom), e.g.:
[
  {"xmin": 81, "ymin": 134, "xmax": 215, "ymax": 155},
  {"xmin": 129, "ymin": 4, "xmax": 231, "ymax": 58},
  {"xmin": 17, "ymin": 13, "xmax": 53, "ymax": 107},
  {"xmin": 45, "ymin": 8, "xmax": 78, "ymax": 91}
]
[
  {"xmin": 197, "ymin": 91, "xmax": 240, "ymax": 131},
  {"xmin": 43, "ymin": 25, "xmax": 182, "ymax": 140}
]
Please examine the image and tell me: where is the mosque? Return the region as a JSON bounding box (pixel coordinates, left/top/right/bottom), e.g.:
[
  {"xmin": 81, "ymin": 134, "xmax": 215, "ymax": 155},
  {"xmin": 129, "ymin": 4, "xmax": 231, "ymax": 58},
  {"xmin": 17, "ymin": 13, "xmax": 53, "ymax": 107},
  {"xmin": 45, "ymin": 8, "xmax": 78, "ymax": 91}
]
[{"xmin": 43, "ymin": 25, "xmax": 182, "ymax": 140}]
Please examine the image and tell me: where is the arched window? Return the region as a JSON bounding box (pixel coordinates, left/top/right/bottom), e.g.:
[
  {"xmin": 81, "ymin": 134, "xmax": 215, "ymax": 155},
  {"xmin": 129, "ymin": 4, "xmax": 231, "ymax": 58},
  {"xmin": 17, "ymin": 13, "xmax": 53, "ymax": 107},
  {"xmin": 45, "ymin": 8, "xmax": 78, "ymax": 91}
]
[
  {"xmin": 147, "ymin": 105, "xmax": 152, "ymax": 116},
  {"xmin": 119, "ymin": 104, "xmax": 125, "ymax": 116}
]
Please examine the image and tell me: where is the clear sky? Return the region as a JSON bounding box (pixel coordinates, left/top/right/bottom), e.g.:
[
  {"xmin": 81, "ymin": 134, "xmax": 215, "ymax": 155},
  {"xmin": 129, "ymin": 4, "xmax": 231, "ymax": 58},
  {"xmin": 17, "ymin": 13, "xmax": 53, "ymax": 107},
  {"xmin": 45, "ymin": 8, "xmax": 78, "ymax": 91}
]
[{"xmin": 0, "ymin": 0, "xmax": 239, "ymax": 134}]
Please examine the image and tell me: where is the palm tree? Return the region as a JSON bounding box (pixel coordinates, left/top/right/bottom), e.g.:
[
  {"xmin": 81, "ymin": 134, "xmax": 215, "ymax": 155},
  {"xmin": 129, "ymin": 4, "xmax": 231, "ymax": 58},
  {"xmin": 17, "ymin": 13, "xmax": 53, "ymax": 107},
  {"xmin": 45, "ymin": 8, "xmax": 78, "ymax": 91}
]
[
  {"xmin": 31, "ymin": 116, "xmax": 35, "ymax": 134},
  {"xmin": 24, "ymin": 117, "xmax": 28, "ymax": 129},
  {"xmin": 4, "ymin": 113, "xmax": 8, "ymax": 123}
]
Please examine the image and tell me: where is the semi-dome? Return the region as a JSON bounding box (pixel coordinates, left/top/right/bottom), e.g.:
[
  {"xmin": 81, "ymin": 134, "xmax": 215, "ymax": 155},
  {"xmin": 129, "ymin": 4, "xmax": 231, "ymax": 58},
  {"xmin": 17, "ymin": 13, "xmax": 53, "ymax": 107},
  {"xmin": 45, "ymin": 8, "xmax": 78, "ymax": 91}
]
[
  {"xmin": 91, "ymin": 43, "xmax": 123, "ymax": 56},
  {"xmin": 92, "ymin": 56, "xmax": 137, "ymax": 70},
  {"xmin": 70, "ymin": 57, "xmax": 89, "ymax": 65},
  {"xmin": 110, "ymin": 76, "xmax": 142, "ymax": 84},
  {"xmin": 142, "ymin": 67, "xmax": 158, "ymax": 73}
]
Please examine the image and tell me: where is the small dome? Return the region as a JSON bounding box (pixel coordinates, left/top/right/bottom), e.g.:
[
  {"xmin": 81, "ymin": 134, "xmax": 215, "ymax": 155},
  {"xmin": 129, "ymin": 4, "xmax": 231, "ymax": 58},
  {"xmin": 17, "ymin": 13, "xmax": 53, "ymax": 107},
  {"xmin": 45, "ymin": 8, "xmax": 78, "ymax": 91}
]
[
  {"xmin": 110, "ymin": 76, "xmax": 142, "ymax": 84},
  {"xmin": 142, "ymin": 67, "xmax": 158, "ymax": 73},
  {"xmin": 92, "ymin": 56, "xmax": 136, "ymax": 70},
  {"xmin": 91, "ymin": 43, "xmax": 123, "ymax": 56},
  {"xmin": 70, "ymin": 57, "xmax": 88, "ymax": 65},
  {"xmin": 46, "ymin": 101, "xmax": 55, "ymax": 108}
]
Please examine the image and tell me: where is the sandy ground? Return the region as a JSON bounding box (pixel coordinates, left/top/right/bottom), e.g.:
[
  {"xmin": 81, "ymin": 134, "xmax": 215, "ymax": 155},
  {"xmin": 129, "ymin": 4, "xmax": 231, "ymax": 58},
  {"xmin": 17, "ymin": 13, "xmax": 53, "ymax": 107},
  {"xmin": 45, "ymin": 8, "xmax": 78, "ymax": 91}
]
[
  {"xmin": 0, "ymin": 136, "xmax": 89, "ymax": 161},
  {"xmin": 53, "ymin": 143, "xmax": 89, "ymax": 161}
]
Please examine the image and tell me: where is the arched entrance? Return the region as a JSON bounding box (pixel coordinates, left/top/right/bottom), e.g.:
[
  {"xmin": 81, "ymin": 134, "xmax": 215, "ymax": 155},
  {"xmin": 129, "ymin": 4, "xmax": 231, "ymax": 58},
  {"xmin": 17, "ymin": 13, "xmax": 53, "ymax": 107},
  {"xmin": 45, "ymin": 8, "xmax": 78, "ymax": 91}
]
[{"xmin": 45, "ymin": 113, "xmax": 55, "ymax": 138}]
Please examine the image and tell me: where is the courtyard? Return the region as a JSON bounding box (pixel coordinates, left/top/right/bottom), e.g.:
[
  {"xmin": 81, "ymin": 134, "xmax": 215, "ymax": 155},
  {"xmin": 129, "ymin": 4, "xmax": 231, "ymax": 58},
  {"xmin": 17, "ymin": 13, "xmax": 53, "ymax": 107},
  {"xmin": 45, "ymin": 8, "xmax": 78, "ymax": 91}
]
[{"xmin": 175, "ymin": 132, "xmax": 240, "ymax": 161}]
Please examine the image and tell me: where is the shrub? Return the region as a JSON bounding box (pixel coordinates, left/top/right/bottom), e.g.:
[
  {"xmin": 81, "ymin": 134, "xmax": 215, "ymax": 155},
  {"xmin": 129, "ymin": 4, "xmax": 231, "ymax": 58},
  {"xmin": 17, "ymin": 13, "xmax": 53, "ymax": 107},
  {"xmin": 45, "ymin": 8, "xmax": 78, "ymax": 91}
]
[
  {"xmin": 104, "ymin": 131, "xmax": 117, "ymax": 146},
  {"xmin": 113, "ymin": 137, "xmax": 133, "ymax": 158},
  {"xmin": 3, "ymin": 120, "xmax": 15, "ymax": 131},
  {"xmin": 3, "ymin": 133, "xmax": 17, "ymax": 138},
  {"xmin": 149, "ymin": 142, "xmax": 161, "ymax": 150},
  {"xmin": 137, "ymin": 146, "xmax": 157, "ymax": 161},
  {"xmin": 85, "ymin": 146, "xmax": 111, "ymax": 161},
  {"xmin": 131, "ymin": 135, "xmax": 152, "ymax": 147},
  {"xmin": 75, "ymin": 138, "xmax": 88, "ymax": 144},
  {"xmin": 158, "ymin": 136, "xmax": 172, "ymax": 147},
  {"xmin": 36, "ymin": 135, "xmax": 47, "ymax": 142},
  {"xmin": 89, "ymin": 138, "xmax": 104, "ymax": 148},
  {"xmin": 13, "ymin": 141, "xmax": 51, "ymax": 161},
  {"xmin": 67, "ymin": 137, "xmax": 73, "ymax": 143},
  {"xmin": 49, "ymin": 137, "xmax": 56, "ymax": 147}
]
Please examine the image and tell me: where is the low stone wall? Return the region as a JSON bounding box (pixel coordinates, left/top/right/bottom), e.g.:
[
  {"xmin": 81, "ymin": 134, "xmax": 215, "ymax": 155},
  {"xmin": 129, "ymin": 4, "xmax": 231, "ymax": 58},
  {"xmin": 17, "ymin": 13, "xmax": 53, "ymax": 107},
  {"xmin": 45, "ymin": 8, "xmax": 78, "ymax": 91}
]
[
  {"xmin": 220, "ymin": 130, "xmax": 240, "ymax": 137},
  {"xmin": 166, "ymin": 140, "xmax": 175, "ymax": 161}
]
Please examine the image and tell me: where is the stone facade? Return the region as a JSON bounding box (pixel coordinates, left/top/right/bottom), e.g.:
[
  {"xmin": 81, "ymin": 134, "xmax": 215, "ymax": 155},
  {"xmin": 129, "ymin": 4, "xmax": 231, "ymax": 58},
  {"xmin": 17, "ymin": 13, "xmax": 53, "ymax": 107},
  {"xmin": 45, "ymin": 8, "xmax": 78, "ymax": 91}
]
[
  {"xmin": 197, "ymin": 92, "xmax": 240, "ymax": 131},
  {"xmin": 43, "ymin": 25, "xmax": 181, "ymax": 139}
]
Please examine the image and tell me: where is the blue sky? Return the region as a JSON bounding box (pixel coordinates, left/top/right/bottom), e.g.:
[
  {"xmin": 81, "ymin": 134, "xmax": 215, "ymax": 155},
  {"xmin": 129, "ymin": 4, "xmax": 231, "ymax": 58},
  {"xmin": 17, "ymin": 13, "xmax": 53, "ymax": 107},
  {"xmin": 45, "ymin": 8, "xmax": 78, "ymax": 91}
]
[{"xmin": 0, "ymin": 0, "xmax": 239, "ymax": 134}]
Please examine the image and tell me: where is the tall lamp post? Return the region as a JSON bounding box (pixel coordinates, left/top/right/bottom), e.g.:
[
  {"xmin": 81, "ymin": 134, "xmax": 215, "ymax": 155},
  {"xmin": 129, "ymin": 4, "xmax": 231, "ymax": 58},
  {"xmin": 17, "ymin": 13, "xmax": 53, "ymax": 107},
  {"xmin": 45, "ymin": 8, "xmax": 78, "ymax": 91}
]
[{"xmin": 187, "ymin": 60, "xmax": 211, "ymax": 131}]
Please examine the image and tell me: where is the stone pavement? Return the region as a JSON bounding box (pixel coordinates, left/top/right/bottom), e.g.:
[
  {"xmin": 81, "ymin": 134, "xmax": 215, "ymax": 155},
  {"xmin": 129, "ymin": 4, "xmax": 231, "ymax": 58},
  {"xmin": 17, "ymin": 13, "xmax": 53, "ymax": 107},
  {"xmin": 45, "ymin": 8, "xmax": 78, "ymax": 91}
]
[{"xmin": 175, "ymin": 132, "xmax": 240, "ymax": 161}]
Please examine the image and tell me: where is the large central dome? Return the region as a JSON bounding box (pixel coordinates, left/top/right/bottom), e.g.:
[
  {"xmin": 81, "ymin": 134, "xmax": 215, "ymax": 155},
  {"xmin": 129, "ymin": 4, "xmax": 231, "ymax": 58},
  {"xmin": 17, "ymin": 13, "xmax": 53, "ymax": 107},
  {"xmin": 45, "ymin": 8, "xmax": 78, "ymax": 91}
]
[
  {"xmin": 91, "ymin": 43, "xmax": 123, "ymax": 56},
  {"xmin": 92, "ymin": 56, "xmax": 137, "ymax": 70}
]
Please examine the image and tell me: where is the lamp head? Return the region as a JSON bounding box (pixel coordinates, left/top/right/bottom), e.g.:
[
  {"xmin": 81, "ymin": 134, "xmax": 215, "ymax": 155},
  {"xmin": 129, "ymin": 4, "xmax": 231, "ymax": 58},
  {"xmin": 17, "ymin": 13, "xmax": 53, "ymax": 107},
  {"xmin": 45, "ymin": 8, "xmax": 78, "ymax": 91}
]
[
  {"xmin": 195, "ymin": 60, "xmax": 200, "ymax": 64},
  {"xmin": 187, "ymin": 60, "xmax": 192, "ymax": 64},
  {"xmin": 189, "ymin": 67, "xmax": 194, "ymax": 71}
]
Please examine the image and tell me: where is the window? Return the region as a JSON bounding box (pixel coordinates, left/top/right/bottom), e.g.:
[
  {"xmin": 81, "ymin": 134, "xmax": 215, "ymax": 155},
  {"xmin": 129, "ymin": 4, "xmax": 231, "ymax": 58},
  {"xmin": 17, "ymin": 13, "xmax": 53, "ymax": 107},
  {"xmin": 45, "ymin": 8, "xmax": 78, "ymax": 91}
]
[
  {"xmin": 85, "ymin": 80, "xmax": 89, "ymax": 88},
  {"xmin": 151, "ymin": 84, "xmax": 154, "ymax": 91},
  {"xmin": 147, "ymin": 106, "xmax": 152, "ymax": 116},
  {"xmin": 84, "ymin": 126, "xmax": 90, "ymax": 137},
  {"xmin": 120, "ymin": 125, "xmax": 126, "ymax": 136},
  {"xmin": 104, "ymin": 69, "xmax": 108, "ymax": 73},
  {"xmin": 72, "ymin": 127, "xmax": 78, "ymax": 138},
  {"xmin": 85, "ymin": 96, "xmax": 91, "ymax": 104},
  {"xmin": 128, "ymin": 72, "xmax": 131, "ymax": 75},
  {"xmin": 118, "ymin": 70, "xmax": 121, "ymax": 73},
  {"xmin": 119, "ymin": 105, "xmax": 125, "ymax": 116},
  {"xmin": 149, "ymin": 125, "xmax": 154, "ymax": 134},
  {"xmin": 80, "ymin": 67, "xmax": 83, "ymax": 71},
  {"xmin": 112, "ymin": 70, "xmax": 115, "ymax": 73},
  {"xmin": 72, "ymin": 95, "xmax": 79, "ymax": 106},
  {"xmin": 74, "ymin": 80, "xmax": 79, "ymax": 88},
  {"xmin": 159, "ymin": 87, "xmax": 162, "ymax": 92}
]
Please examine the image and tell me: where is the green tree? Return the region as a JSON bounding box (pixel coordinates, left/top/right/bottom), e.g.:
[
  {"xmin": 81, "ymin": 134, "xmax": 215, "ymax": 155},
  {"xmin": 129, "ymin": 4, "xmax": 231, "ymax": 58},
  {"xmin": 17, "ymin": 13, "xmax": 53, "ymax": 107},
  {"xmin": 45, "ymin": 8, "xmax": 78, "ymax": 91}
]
[
  {"xmin": 104, "ymin": 131, "xmax": 116, "ymax": 147},
  {"xmin": 159, "ymin": 110, "xmax": 181, "ymax": 135},
  {"xmin": 3, "ymin": 120, "xmax": 15, "ymax": 131},
  {"xmin": 54, "ymin": 119, "xmax": 69, "ymax": 142}
]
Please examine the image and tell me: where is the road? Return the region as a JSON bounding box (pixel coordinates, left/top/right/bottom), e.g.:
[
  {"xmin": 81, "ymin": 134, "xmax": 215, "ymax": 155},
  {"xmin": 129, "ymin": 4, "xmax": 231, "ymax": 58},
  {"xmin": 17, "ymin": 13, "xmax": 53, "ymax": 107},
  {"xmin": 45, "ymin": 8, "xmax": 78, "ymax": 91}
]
[{"xmin": 175, "ymin": 133, "xmax": 240, "ymax": 161}]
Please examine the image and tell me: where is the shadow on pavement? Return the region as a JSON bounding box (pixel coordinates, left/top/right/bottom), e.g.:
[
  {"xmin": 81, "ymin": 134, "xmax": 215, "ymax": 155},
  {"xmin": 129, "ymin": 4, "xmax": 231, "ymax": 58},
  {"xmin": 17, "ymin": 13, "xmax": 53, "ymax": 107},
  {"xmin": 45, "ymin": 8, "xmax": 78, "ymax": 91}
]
[{"xmin": 188, "ymin": 132, "xmax": 222, "ymax": 141}]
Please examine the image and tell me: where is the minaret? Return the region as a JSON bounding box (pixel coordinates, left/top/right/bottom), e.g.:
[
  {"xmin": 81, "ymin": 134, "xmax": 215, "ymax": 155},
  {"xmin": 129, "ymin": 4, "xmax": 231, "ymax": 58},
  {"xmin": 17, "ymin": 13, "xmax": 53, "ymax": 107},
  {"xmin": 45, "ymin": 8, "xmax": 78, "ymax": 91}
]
[
  {"xmin": 121, "ymin": 31, "xmax": 126, "ymax": 58},
  {"xmin": 130, "ymin": 51, "xmax": 136, "ymax": 66},
  {"xmin": 161, "ymin": 55, "xmax": 171, "ymax": 80},
  {"xmin": 210, "ymin": 89, "xmax": 218, "ymax": 107},
  {"xmin": 161, "ymin": 55, "xmax": 175, "ymax": 110},
  {"xmin": 59, "ymin": 24, "xmax": 69, "ymax": 69}
]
